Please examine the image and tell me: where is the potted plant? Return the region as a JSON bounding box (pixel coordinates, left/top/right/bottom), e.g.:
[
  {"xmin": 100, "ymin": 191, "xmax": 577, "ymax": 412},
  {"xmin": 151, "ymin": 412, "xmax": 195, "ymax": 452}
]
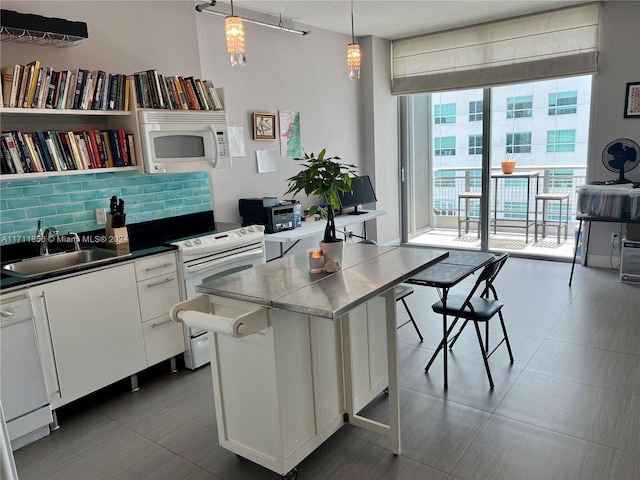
[
  {"xmin": 501, "ymin": 154, "xmax": 516, "ymax": 174},
  {"xmin": 285, "ymin": 149, "xmax": 357, "ymax": 268}
]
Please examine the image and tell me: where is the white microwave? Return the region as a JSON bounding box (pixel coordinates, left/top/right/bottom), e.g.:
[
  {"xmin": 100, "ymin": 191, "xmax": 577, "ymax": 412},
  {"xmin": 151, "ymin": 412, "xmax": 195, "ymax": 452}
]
[{"xmin": 138, "ymin": 111, "xmax": 231, "ymax": 173}]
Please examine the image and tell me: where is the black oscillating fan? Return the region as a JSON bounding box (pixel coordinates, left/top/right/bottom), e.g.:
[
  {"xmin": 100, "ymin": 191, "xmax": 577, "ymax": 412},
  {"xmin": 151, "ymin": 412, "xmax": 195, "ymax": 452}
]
[{"xmin": 601, "ymin": 138, "xmax": 640, "ymax": 184}]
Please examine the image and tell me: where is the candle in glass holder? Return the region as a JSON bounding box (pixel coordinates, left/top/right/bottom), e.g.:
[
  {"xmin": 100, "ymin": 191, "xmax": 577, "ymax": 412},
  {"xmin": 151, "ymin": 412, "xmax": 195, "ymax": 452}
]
[{"xmin": 308, "ymin": 248, "xmax": 325, "ymax": 273}]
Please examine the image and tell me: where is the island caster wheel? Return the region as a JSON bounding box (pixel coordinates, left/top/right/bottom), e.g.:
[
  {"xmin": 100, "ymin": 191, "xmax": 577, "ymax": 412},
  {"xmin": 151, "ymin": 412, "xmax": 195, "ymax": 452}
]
[
  {"xmin": 236, "ymin": 454, "xmax": 246, "ymax": 462},
  {"xmin": 282, "ymin": 467, "xmax": 297, "ymax": 480}
]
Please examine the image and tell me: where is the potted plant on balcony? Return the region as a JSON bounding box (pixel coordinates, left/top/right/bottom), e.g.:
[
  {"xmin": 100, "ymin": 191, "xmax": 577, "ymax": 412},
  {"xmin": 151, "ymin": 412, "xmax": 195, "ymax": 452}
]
[
  {"xmin": 501, "ymin": 154, "xmax": 516, "ymax": 174},
  {"xmin": 284, "ymin": 149, "xmax": 357, "ymax": 269}
]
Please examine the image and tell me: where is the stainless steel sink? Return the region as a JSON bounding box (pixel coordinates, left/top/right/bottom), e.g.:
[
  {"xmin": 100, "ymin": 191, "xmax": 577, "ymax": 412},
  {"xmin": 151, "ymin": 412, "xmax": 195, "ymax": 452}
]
[{"xmin": 2, "ymin": 248, "xmax": 129, "ymax": 278}]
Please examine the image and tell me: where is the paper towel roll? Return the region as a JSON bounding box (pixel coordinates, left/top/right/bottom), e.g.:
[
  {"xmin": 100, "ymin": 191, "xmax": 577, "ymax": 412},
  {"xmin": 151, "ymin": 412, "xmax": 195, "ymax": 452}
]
[{"xmin": 178, "ymin": 310, "xmax": 245, "ymax": 336}]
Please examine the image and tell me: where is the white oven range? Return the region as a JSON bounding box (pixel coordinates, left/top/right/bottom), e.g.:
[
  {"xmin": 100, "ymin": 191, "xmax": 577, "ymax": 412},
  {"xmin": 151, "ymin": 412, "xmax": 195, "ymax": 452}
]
[{"xmin": 171, "ymin": 224, "xmax": 265, "ymax": 369}]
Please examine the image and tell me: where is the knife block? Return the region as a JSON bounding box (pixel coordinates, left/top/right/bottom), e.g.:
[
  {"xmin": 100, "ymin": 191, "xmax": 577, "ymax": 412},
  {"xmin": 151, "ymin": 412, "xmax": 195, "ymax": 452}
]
[{"xmin": 105, "ymin": 214, "xmax": 130, "ymax": 254}]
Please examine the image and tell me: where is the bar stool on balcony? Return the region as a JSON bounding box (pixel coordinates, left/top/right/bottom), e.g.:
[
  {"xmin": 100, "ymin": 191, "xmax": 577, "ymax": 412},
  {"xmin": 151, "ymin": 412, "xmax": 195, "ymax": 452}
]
[
  {"xmin": 534, "ymin": 193, "xmax": 570, "ymax": 244},
  {"xmin": 458, "ymin": 192, "xmax": 481, "ymax": 238}
]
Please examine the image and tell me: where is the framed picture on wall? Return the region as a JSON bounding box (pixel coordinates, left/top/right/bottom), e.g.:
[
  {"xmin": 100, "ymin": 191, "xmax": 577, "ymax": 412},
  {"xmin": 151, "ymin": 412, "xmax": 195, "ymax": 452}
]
[
  {"xmin": 253, "ymin": 112, "xmax": 277, "ymax": 140},
  {"xmin": 623, "ymin": 82, "xmax": 640, "ymax": 118}
]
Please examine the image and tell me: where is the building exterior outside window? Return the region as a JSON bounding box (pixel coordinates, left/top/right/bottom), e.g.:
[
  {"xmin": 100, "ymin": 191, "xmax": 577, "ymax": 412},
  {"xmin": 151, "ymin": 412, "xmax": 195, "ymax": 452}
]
[
  {"xmin": 547, "ymin": 129, "xmax": 576, "ymax": 152},
  {"xmin": 435, "ymin": 136, "xmax": 456, "ymax": 156},
  {"xmin": 506, "ymin": 132, "xmax": 532, "ymax": 154},
  {"xmin": 507, "ymin": 95, "xmax": 533, "ymax": 118},
  {"xmin": 549, "ymin": 91, "xmax": 578, "ymax": 115},
  {"xmin": 434, "ymin": 103, "xmax": 456, "ymax": 124},
  {"xmin": 469, "ymin": 100, "xmax": 483, "ymax": 121},
  {"xmin": 468, "ymin": 134, "xmax": 482, "ymax": 155}
]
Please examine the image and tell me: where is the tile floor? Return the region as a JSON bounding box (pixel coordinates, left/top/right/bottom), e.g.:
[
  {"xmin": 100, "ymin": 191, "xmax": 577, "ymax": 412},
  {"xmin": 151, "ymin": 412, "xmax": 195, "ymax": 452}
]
[{"xmin": 13, "ymin": 256, "xmax": 640, "ymax": 479}]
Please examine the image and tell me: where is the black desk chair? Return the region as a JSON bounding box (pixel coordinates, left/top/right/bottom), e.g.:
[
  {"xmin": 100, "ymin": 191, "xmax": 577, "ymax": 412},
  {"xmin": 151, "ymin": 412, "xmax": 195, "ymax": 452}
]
[{"xmin": 425, "ymin": 252, "xmax": 513, "ymax": 389}]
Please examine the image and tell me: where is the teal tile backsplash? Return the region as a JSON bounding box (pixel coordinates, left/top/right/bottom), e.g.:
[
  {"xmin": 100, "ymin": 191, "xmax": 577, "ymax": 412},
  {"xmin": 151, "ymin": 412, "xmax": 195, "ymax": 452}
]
[{"xmin": 0, "ymin": 171, "xmax": 212, "ymax": 244}]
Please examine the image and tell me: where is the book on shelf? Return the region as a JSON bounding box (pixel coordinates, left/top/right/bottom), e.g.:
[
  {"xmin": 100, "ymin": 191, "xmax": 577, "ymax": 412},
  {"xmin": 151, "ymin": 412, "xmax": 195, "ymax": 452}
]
[
  {"xmin": 22, "ymin": 133, "xmax": 44, "ymax": 172},
  {"xmin": 74, "ymin": 133, "xmax": 92, "ymax": 169},
  {"xmin": 99, "ymin": 131, "xmax": 115, "ymax": 167},
  {"xmin": 0, "ymin": 132, "xmax": 25, "ymax": 173},
  {"xmin": 64, "ymin": 71, "xmax": 77, "ymax": 109},
  {"xmin": 71, "ymin": 68, "xmax": 86, "ymax": 110},
  {"xmin": 23, "ymin": 60, "xmax": 41, "ymax": 108},
  {"xmin": 53, "ymin": 131, "xmax": 76, "ymax": 170},
  {"xmin": 45, "ymin": 70, "xmax": 59, "ymax": 109},
  {"xmin": 85, "ymin": 130, "xmax": 102, "ymax": 168},
  {"xmin": 31, "ymin": 67, "xmax": 46, "ymax": 109},
  {"xmin": 43, "ymin": 131, "xmax": 67, "ymax": 171},
  {"xmin": 91, "ymin": 70, "xmax": 105, "ymax": 110},
  {"xmin": 126, "ymin": 134, "xmax": 137, "ymax": 166},
  {"xmin": 194, "ymin": 78, "xmax": 211, "ymax": 110},
  {"xmin": 92, "ymin": 130, "xmax": 107, "ymax": 167},
  {"xmin": 0, "ymin": 136, "xmax": 17, "ymax": 174},
  {"xmin": 12, "ymin": 131, "xmax": 36, "ymax": 173},
  {"xmin": 157, "ymin": 74, "xmax": 172, "ymax": 109},
  {"xmin": 1, "ymin": 65, "xmax": 21, "ymax": 108},
  {"xmin": 16, "ymin": 65, "xmax": 31, "ymax": 110},
  {"xmin": 185, "ymin": 77, "xmax": 205, "ymax": 110},
  {"xmin": 60, "ymin": 132, "xmax": 82, "ymax": 170}
]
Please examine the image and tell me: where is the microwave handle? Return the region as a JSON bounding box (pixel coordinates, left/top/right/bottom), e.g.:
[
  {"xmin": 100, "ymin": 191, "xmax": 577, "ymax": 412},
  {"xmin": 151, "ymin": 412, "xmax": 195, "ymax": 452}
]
[{"xmin": 209, "ymin": 125, "xmax": 219, "ymax": 168}]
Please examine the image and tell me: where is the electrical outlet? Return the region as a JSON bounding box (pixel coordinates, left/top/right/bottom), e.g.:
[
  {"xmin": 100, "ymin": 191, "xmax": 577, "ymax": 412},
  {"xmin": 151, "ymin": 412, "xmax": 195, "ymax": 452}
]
[
  {"xmin": 611, "ymin": 232, "xmax": 619, "ymax": 246},
  {"xmin": 95, "ymin": 208, "xmax": 107, "ymax": 225}
]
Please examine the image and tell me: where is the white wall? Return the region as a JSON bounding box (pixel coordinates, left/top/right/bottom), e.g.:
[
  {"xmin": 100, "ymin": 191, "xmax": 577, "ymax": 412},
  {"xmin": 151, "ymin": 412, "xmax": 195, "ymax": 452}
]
[
  {"xmin": 585, "ymin": 1, "xmax": 640, "ymax": 263},
  {"xmin": 194, "ymin": 5, "xmax": 362, "ymax": 224}
]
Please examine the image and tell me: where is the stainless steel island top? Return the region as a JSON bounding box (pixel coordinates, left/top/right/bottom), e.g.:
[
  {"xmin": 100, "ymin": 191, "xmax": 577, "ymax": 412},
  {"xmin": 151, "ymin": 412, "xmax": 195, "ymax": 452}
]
[{"xmin": 196, "ymin": 243, "xmax": 448, "ymax": 318}]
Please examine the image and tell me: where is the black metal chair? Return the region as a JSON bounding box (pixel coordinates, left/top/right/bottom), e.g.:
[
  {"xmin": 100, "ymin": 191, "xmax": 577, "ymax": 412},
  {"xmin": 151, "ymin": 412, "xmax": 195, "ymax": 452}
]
[
  {"xmin": 358, "ymin": 239, "xmax": 423, "ymax": 341},
  {"xmin": 425, "ymin": 252, "xmax": 513, "ymax": 389}
]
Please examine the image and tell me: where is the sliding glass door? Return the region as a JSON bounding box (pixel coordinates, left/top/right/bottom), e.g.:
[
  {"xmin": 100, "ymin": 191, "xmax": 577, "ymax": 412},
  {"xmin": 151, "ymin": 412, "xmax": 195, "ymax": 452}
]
[{"xmin": 401, "ymin": 75, "xmax": 591, "ymax": 259}]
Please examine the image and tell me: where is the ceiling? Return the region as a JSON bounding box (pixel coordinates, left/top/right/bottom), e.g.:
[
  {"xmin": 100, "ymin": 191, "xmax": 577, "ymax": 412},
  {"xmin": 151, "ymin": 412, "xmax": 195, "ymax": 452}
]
[{"xmin": 221, "ymin": 0, "xmax": 595, "ymax": 41}]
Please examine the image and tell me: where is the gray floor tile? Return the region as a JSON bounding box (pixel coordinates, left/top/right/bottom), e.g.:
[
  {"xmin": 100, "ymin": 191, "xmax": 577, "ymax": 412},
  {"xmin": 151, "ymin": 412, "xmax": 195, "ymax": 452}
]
[
  {"xmin": 451, "ymin": 415, "xmax": 625, "ymax": 480},
  {"xmin": 14, "ymin": 410, "xmax": 217, "ymax": 480},
  {"xmin": 526, "ymin": 339, "xmax": 640, "ymax": 395},
  {"xmin": 344, "ymin": 388, "xmax": 490, "ymax": 473},
  {"xmin": 495, "ymin": 371, "xmax": 632, "ymax": 449},
  {"xmin": 549, "ymin": 298, "xmax": 640, "ymax": 355}
]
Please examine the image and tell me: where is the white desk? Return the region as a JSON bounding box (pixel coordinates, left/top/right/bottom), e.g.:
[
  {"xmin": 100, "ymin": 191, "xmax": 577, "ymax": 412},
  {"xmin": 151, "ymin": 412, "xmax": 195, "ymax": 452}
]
[{"xmin": 265, "ymin": 209, "xmax": 385, "ymax": 258}]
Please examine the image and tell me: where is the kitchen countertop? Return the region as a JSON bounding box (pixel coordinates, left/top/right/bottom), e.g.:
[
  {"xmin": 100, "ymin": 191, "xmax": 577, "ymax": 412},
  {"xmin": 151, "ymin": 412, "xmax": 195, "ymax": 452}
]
[
  {"xmin": 0, "ymin": 211, "xmax": 238, "ymax": 292},
  {"xmin": 0, "ymin": 242, "xmax": 178, "ymax": 292},
  {"xmin": 197, "ymin": 243, "xmax": 448, "ymax": 318}
]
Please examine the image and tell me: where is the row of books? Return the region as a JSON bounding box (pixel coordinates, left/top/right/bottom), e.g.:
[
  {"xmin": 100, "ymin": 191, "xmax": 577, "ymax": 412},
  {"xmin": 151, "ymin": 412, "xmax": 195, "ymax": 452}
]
[
  {"xmin": 0, "ymin": 129, "xmax": 137, "ymax": 175},
  {"xmin": 1, "ymin": 61, "xmax": 130, "ymax": 111},
  {"xmin": 133, "ymin": 70, "xmax": 223, "ymax": 111}
]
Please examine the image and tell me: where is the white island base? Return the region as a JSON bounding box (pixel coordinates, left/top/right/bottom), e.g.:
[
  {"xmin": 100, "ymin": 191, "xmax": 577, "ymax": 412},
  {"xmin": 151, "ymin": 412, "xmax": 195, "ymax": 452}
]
[{"xmin": 180, "ymin": 291, "xmax": 396, "ymax": 479}]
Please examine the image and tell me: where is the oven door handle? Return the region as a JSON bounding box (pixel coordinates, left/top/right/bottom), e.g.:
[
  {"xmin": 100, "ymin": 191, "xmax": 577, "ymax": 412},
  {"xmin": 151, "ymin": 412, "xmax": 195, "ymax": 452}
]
[{"xmin": 183, "ymin": 248, "xmax": 264, "ymax": 275}]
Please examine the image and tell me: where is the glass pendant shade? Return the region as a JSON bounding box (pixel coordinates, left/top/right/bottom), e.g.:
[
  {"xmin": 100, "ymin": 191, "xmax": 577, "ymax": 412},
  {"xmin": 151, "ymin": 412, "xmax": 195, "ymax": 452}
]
[
  {"xmin": 347, "ymin": 43, "xmax": 361, "ymax": 80},
  {"xmin": 225, "ymin": 15, "xmax": 246, "ymax": 66}
]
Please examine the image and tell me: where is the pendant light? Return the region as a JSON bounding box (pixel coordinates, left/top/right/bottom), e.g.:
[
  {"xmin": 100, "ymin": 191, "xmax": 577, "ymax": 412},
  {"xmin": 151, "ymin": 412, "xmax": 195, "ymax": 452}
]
[
  {"xmin": 347, "ymin": 0, "xmax": 361, "ymax": 80},
  {"xmin": 225, "ymin": 0, "xmax": 246, "ymax": 66}
]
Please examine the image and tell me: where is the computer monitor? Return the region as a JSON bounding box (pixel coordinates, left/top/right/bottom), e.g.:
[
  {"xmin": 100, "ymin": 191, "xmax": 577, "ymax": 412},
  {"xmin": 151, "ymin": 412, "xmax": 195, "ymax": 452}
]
[{"xmin": 338, "ymin": 175, "xmax": 377, "ymax": 215}]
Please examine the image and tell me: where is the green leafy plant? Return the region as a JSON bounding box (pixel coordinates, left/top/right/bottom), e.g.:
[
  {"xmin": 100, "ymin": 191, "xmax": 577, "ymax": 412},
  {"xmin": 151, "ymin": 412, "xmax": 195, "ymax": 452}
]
[{"xmin": 284, "ymin": 149, "xmax": 358, "ymax": 243}]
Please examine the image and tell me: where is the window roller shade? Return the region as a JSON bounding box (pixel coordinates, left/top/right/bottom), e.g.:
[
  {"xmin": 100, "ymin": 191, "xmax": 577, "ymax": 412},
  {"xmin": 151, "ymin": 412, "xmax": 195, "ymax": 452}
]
[{"xmin": 392, "ymin": 3, "xmax": 600, "ymax": 95}]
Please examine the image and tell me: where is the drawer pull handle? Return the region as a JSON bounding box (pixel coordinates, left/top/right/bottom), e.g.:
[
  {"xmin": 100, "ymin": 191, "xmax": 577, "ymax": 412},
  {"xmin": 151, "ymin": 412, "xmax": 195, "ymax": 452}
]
[
  {"xmin": 147, "ymin": 278, "xmax": 174, "ymax": 288},
  {"xmin": 151, "ymin": 318, "xmax": 174, "ymax": 328},
  {"xmin": 145, "ymin": 262, "xmax": 173, "ymax": 272},
  {"xmin": 40, "ymin": 292, "xmax": 63, "ymax": 399}
]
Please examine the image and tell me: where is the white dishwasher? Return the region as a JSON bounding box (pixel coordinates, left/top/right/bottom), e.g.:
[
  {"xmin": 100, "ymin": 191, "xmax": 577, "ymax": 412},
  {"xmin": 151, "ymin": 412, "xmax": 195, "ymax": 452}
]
[{"xmin": 0, "ymin": 291, "xmax": 52, "ymax": 450}]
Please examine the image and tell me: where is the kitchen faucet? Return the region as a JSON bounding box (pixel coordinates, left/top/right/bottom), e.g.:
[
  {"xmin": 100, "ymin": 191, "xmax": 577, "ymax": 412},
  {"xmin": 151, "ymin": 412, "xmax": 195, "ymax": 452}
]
[
  {"xmin": 38, "ymin": 225, "xmax": 59, "ymax": 256},
  {"xmin": 68, "ymin": 232, "xmax": 81, "ymax": 251}
]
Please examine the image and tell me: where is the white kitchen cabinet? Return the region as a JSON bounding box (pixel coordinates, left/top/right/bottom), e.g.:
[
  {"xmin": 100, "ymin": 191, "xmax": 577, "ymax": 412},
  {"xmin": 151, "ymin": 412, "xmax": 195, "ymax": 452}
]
[
  {"xmin": 204, "ymin": 294, "xmax": 387, "ymax": 477},
  {"xmin": 135, "ymin": 253, "xmax": 184, "ymax": 367},
  {"xmin": 30, "ymin": 263, "xmax": 147, "ymax": 409}
]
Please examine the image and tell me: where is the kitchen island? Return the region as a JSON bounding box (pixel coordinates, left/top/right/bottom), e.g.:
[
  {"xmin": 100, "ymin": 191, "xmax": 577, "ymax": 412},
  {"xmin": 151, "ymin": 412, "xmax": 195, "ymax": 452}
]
[{"xmin": 171, "ymin": 243, "xmax": 447, "ymax": 479}]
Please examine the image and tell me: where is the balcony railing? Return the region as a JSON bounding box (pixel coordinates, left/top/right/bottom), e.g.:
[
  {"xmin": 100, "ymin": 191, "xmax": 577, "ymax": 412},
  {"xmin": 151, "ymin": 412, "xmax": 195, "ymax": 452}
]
[{"xmin": 432, "ymin": 165, "xmax": 586, "ymax": 223}]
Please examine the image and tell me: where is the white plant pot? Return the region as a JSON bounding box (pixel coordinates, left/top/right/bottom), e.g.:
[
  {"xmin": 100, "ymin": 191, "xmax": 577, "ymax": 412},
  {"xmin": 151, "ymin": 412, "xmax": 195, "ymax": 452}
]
[{"xmin": 319, "ymin": 240, "xmax": 344, "ymax": 271}]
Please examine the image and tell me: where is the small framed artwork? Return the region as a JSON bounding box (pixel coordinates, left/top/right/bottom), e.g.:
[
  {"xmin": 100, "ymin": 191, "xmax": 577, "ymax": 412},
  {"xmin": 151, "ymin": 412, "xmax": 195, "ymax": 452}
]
[
  {"xmin": 253, "ymin": 112, "xmax": 277, "ymax": 140},
  {"xmin": 623, "ymin": 82, "xmax": 640, "ymax": 118}
]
